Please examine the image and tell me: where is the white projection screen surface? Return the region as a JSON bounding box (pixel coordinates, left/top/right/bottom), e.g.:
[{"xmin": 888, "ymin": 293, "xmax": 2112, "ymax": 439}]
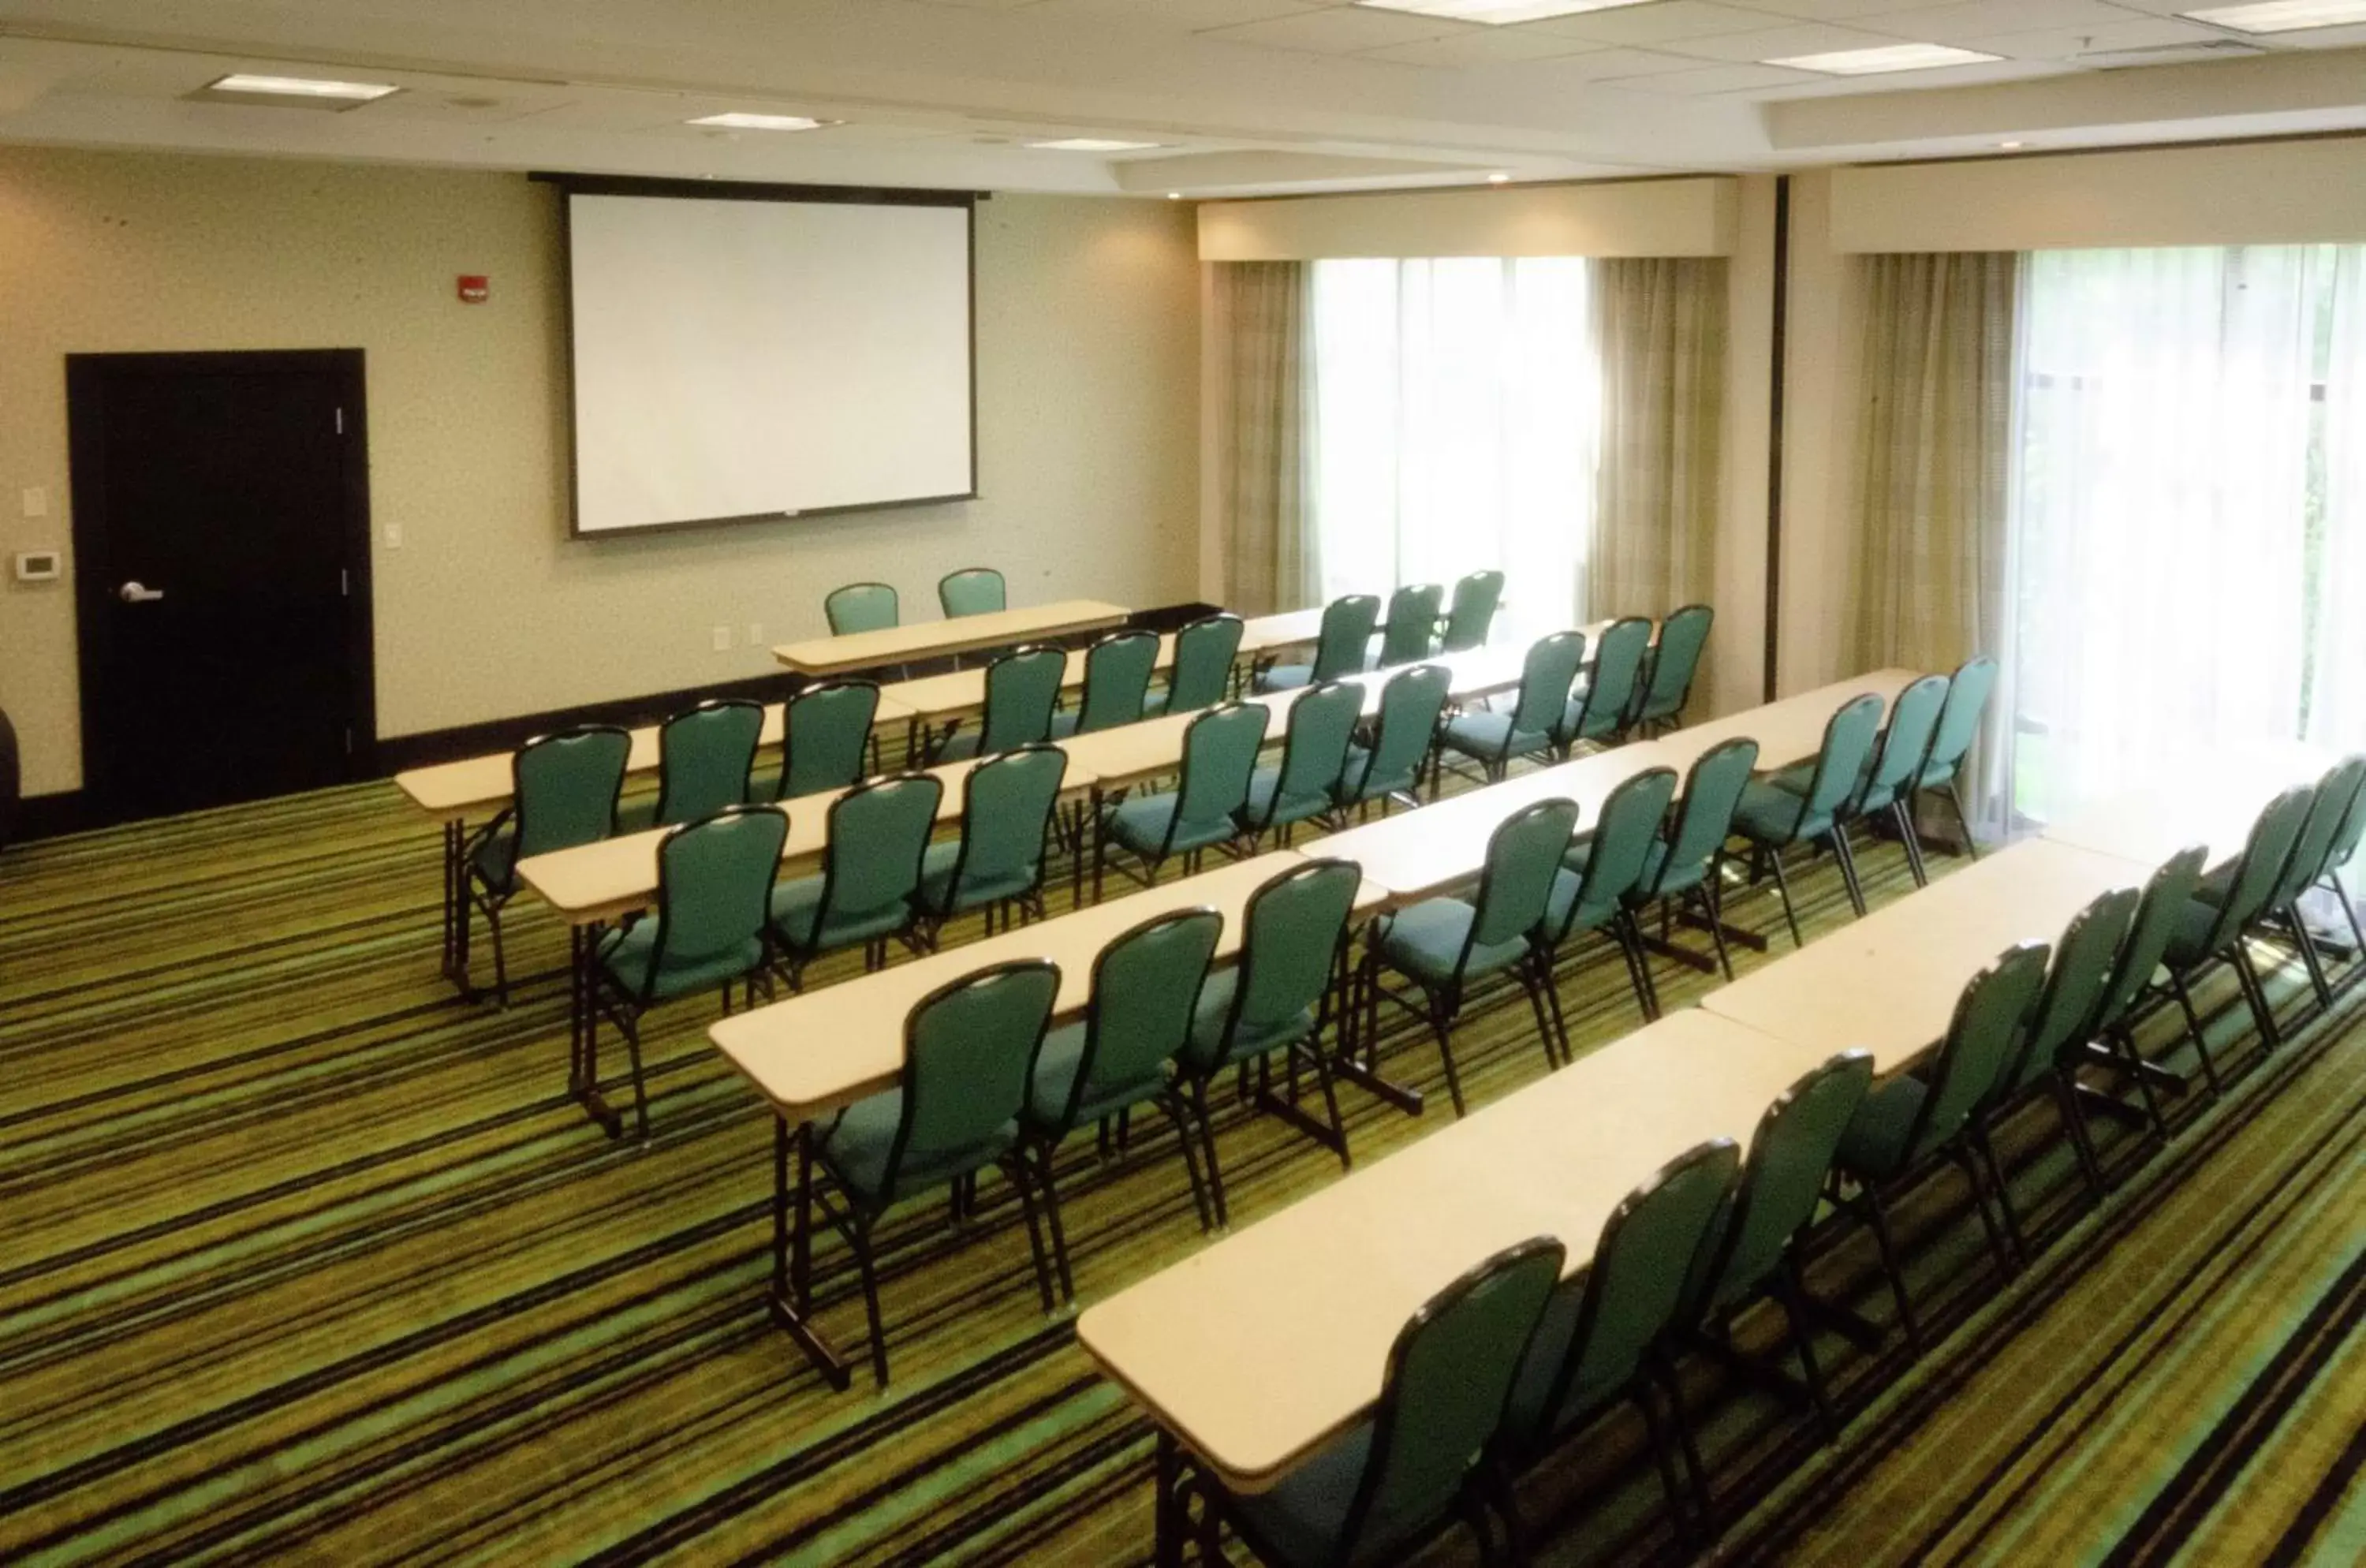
[{"xmin": 564, "ymin": 189, "xmax": 975, "ymax": 535}]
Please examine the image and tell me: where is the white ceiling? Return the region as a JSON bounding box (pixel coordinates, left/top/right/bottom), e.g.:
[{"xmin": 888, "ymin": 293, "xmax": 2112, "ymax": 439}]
[{"xmin": 0, "ymin": 0, "xmax": 2360, "ymax": 194}]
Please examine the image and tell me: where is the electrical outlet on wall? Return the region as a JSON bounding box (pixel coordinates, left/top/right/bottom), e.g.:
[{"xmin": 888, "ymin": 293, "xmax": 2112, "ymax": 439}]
[
  {"xmin": 746, "ymin": 622, "xmax": 763, "ymax": 648},
  {"xmin": 711, "ymin": 625, "xmax": 732, "ymax": 652}
]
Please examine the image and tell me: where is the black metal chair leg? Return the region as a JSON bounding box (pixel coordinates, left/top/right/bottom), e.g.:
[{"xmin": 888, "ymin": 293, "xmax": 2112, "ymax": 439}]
[
  {"xmin": 1954, "ymin": 1144, "xmax": 2017, "ymax": 1277},
  {"xmin": 2166, "ymin": 969, "xmax": 2224, "ymax": 1097},
  {"xmin": 853, "ymin": 1214, "xmax": 892, "ymax": 1387},
  {"xmin": 1700, "ymin": 879, "xmax": 1735, "ymax": 981},
  {"xmin": 2050, "ymin": 1072, "xmax": 2109, "ymax": 1195},
  {"xmin": 1619, "ymin": 913, "xmax": 1662, "ymax": 1019},
  {"xmin": 1773, "ymin": 1255, "xmax": 1838, "ymax": 1442},
  {"xmin": 1766, "ymin": 848, "xmax": 1805, "ymax": 947},
  {"xmin": 1891, "ymin": 800, "xmax": 1930, "ymax": 887},
  {"xmin": 1633, "ymin": 1382, "xmax": 1697, "ymax": 1550},
  {"xmin": 1030, "ymin": 1146, "xmax": 1077, "ymax": 1305},
  {"xmin": 1304, "ymin": 1042, "xmax": 1352, "ymax": 1170},
  {"xmin": 1425, "ymin": 1000, "xmax": 1468, "ymax": 1118},
  {"xmin": 1164, "ymin": 1096, "xmax": 1215, "ymax": 1232},
  {"xmin": 1830, "ymin": 826, "xmax": 1869, "ymax": 917},
  {"xmin": 1516, "ymin": 961, "xmax": 1560, "ymax": 1068},
  {"xmin": 1944, "ymin": 779, "xmax": 1980, "ymax": 860},
  {"xmin": 1971, "ymin": 1129, "xmax": 2028, "ymax": 1265},
  {"xmin": 1191, "ymin": 1077, "xmax": 1229, "ymax": 1229},
  {"xmin": 1006, "ymin": 1158, "xmax": 1060, "ymax": 1315},
  {"xmin": 1857, "ymin": 1182, "xmax": 1923, "ymax": 1354},
  {"xmin": 2229, "ymin": 943, "xmax": 2282, "ymax": 1049},
  {"xmin": 618, "ymin": 1011, "xmax": 651, "ymax": 1141}
]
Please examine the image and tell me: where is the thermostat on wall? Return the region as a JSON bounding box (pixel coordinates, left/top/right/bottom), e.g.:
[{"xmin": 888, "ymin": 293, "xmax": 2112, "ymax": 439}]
[{"xmin": 13, "ymin": 551, "xmax": 62, "ymax": 582}]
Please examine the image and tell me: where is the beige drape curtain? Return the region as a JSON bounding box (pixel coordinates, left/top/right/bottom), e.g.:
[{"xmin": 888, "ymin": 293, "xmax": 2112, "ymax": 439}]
[
  {"xmin": 1587, "ymin": 257, "xmax": 1727, "ymax": 622},
  {"xmin": 1212, "ymin": 261, "xmax": 1319, "ymax": 615}
]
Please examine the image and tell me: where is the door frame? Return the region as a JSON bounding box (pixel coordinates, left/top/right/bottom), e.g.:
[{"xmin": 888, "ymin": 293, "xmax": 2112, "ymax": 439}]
[{"xmin": 65, "ymin": 348, "xmax": 377, "ymax": 812}]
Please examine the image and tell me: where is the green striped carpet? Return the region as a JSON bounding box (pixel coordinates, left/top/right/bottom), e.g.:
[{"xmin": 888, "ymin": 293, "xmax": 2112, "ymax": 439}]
[{"xmin": 2, "ymin": 767, "xmax": 2360, "ymax": 1565}]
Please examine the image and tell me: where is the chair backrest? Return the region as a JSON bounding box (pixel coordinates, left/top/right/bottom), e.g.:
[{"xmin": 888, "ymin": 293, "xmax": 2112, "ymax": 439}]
[
  {"xmin": 941, "ymin": 744, "xmax": 1069, "ymax": 905},
  {"xmin": 1170, "ymin": 703, "xmax": 1270, "ymax": 845},
  {"xmin": 512, "ymin": 726, "xmax": 631, "ymax": 858},
  {"xmin": 1223, "ymin": 857, "xmax": 1359, "ymax": 1040},
  {"xmin": 938, "ymin": 566, "xmax": 1006, "ymax": 618},
  {"xmin": 1312, "ymin": 595, "xmax": 1383, "ymax": 682},
  {"xmin": 1166, "ymin": 614, "xmax": 1245, "ymax": 715},
  {"xmin": 1338, "ymin": 1238, "xmax": 1566, "ymax": 1566},
  {"xmin": 1636, "ymin": 604, "xmax": 1714, "ymax": 722},
  {"xmin": 653, "ymin": 699, "xmax": 763, "ymax": 827},
  {"xmin": 2273, "ymin": 755, "xmax": 2366, "ymax": 910},
  {"xmin": 1861, "ymin": 674, "xmax": 1951, "ymax": 803},
  {"xmin": 976, "ymin": 645, "xmax": 1066, "ymax": 754},
  {"xmin": 1053, "ymin": 907, "xmax": 1223, "ymax": 1129},
  {"xmin": 1528, "ymin": 1140, "xmax": 1740, "ymax": 1441},
  {"xmin": 1071, "ymin": 631, "xmax": 1162, "ymax": 734},
  {"xmin": 2194, "ymin": 785, "xmax": 2316, "ymax": 950},
  {"xmin": 824, "ymin": 581, "xmax": 899, "ymax": 636},
  {"xmin": 1439, "ymin": 569, "xmax": 1505, "ymax": 654},
  {"xmin": 1467, "ymin": 797, "xmax": 1582, "ymax": 957},
  {"xmin": 816, "ymin": 774, "xmax": 945, "ymax": 926},
  {"xmin": 883, "ymin": 960, "xmax": 1060, "ymax": 1201},
  {"xmin": 1569, "ymin": 616, "xmax": 1653, "ymax": 740},
  {"xmin": 1651, "ymin": 738, "xmax": 1760, "ymax": 895},
  {"xmin": 2322, "ymin": 756, "xmax": 2366, "ymax": 877},
  {"xmin": 1377, "ymin": 583, "xmax": 1445, "ymax": 668},
  {"xmin": 1253, "ymin": 681, "xmax": 1363, "ymax": 826},
  {"xmin": 2015, "ymin": 886, "xmax": 2140, "ymax": 1088},
  {"xmin": 1557, "ymin": 767, "xmax": 1681, "ymax": 939},
  {"xmin": 1896, "ymin": 943, "xmax": 2051, "ymax": 1165},
  {"xmin": 778, "ymin": 680, "xmax": 880, "ymax": 801},
  {"xmin": 2097, "ymin": 846, "xmax": 2207, "ymax": 1032},
  {"xmin": 1688, "ymin": 1052, "xmax": 1875, "ymax": 1316},
  {"xmin": 1510, "ymin": 630, "xmax": 1588, "ymax": 741},
  {"xmin": 645, "ymin": 805, "xmax": 789, "ymax": 984},
  {"xmin": 1796, "ymin": 694, "xmax": 1887, "ymax": 822},
  {"xmin": 1345, "ymin": 664, "xmax": 1452, "ymax": 802},
  {"xmin": 1924, "ymin": 655, "xmax": 1998, "ymax": 781}
]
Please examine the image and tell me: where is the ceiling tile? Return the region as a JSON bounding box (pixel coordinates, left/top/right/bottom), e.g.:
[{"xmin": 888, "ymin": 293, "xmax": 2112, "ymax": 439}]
[
  {"xmin": 1360, "ymin": 26, "xmax": 1606, "ymax": 62},
  {"xmin": 1732, "ymin": 0, "xmax": 1973, "ymax": 18},
  {"xmin": 1195, "ymin": 6, "xmax": 1461, "ymax": 50},
  {"xmin": 1524, "ymin": 1, "xmax": 1794, "ymax": 44},
  {"xmin": 1660, "ymin": 20, "xmax": 1912, "ymax": 58},
  {"xmin": 1020, "ymin": 0, "xmax": 1326, "ymax": 29},
  {"xmin": 1962, "ymin": 15, "xmax": 2223, "ymax": 58},
  {"xmin": 1854, "ymin": 0, "xmax": 2142, "ymax": 43},
  {"xmin": 1605, "ymin": 58, "xmax": 1827, "ymax": 87},
  {"xmin": 1480, "ymin": 43, "xmax": 1713, "ymax": 73}
]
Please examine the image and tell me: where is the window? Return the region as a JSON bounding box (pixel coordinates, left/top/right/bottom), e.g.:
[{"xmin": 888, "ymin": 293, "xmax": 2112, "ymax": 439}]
[
  {"xmin": 2004, "ymin": 245, "xmax": 2366, "ymax": 823},
  {"xmin": 1308, "ymin": 257, "xmax": 1596, "ymax": 640}
]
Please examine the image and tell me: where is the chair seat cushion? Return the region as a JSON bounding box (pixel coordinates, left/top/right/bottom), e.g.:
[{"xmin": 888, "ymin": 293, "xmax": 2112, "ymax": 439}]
[
  {"xmin": 1561, "ymin": 692, "xmax": 1623, "ymax": 743},
  {"xmin": 1024, "ymin": 1020, "xmax": 1165, "ymax": 1131},
  {"xmin": 1733, "ymin": 780, "xmax": 1833, "ymax": 846},
  {"xmin": 916, "ymin": 838, "xmax": 1037, "ymax": 917},
  {"xmin": 596, "ymin": 919, "xmax": 765, "ymax": 1003},
  {"xmin": 1184, "ymin": 969, "xmax": 1317, "ymax": 1072},
  {"xmin": 471, "ymin": 831, "xmax": 521, "ymax": 894},
  {"xmin": 1105, "ymin": 793, "xmax": 1239, "ymax": 860},
  {"xmin": 820, "ymin": 1088, "xmax": 1015, "ymax": 1201},
  {"xmin": 1257, "ymin": 663, "xmax": 1314, "ymax": 693},
  {"xmin": 1227, "ymin": 1419, "xmax": 1423, "ymax": 1568},
  {"xmin": 770, "ymin": 875, "xmax": 912, "ymax": 955},
  {"xmin": 1567, "ymin": 838, "xmax": 1691, "ymax": 902},
  {"xmin": 1544, "ymin": 865, "xmax": 1622, "ymax": 940},
  {"xmin": 931, "ymin": 729, "xmax": 983, "ymax": 763},
  {"xmin": 1837, "ymin": 1074, "xmax": 1928, "ymax": 1178},
  {"xmin": 1374, "ymin": 898, "xmax": 1528, "ymax": 988},
  {"xmin": 1339, "ymin": 743, "xmax": 1416, "ymax": 805},
  {"xmin": 1245, "ymin": 767, "xmax": 1333, "ymax": 831},
  {"xmin": 2161, "ymin": 894, "xmax": 2226, "ymax": 967},
  {"xmin": 1440, "ymin": 709, "xmax": 1552, "ymax": 767}
]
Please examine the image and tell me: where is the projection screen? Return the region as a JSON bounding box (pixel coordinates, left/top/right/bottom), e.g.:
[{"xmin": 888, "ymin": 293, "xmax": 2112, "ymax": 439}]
[{"xmin": 559, "ymin": 182, "xmax": 976, "ymax": 536}]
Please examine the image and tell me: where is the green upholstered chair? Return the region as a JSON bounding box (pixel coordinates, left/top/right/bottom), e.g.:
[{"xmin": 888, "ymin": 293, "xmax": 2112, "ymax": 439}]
[
  {"xmin": 1912, "ymin": 655, "xmax": 1998, "ymax": 860},
  {"xmin": 769, "ymin": 773, "xmax": 943, "ymax": 988},
  {"xmin": 1837, "ymin": 673, "xmax": 1951, "ymax": 887},
  {"xmin": 1336, "ymin": 663, "xmax": 1450, "ymax": 817},
  {"xmin": 1051, "ymin": 630, "xmax": 1160, "ymax": 738},
  {"xmin": 1731, "ymin": 693, "xmax": 1885, "ymax": 946},
  {"xmin": 1241, "ymin": 681, "xmax": 1363, "ymax": 847},
  {"xmin": 932, "ymin": 645, "xmax": 1065, "ymax": 762},
  {"xmin": 775, "ymin": 680, "xmax": 880, "ymax": 801},
  {"xmin": 461, "ymin": 725, "xmax": 631, "ymax": 1007},
  {"xmin": 1096, "ymin": 702, "xmax": 1269, "ymax": 897},
  {"xmin": 824, "ymin": 581, "xmax": 899, "ymax": 636},
  {"xmin": 1260, "ymin": 595, "xmax": 1380, "ymax": 693},
  {"xmin": 2090, "ymin": 846, "xmax": 2208, "ymax": 1129},
  {"xmin": 588, "ymin": 805, "xmax": 786, "ymax": 1138},
  {"xmin": 1375, "ymin": 582, "xmax": 1444, "ymax": 669},
  {"xmin": 1829, "ymin": 943, "xmax": 2048, "ymax": 1353},
  {"xmin": 806, "ymin": 959, "xmax": 1062, "ymax": 1386},
  {"xmin": 1632, "ymin": 603, "xmax": 1713, "ymax": 734},
  {"xmin": 625, "ymin": 698, "xmax": 762, "ymax": 831},
  {"xmin": 1155, "ymin": 613, "xmax": 1245, "ymax": 716},
  {"xmin": 1360, "ymin": 797, "xmax": 1580, "ymax": 1114},
  {"xmin": 1438, "ymin": 569, "xmax": 1504, "ymax": 655},
  {"xmin": 1541, "ymin": 767, "xmax": 1682, "ymax": 1036},
  {"xmin": 1196, "ymin": 1237, "xmax": 1565, "ymax": 1568},
  {"xmin": 1021, "ymin": 907, "xmax": 1223, "ymax": 1287},
  {"xmin": 917, "ymin": 744, "xmax": 1068, "ymax": 939},
  {"xmin": 937, "ymin": 566, "xmax": 1006, "ymax": 618},
  {"xmin": 1181, "ymin": 858, "xmax": 1360, "ymax": 1224},
  {"xmin": 2213, "ymin": 753, "xmax": 2366, "ymax": 1017},
  {"xmin": 1439, "ymin": 630, "xmax": 1586, "ymax": 782},
  {"xmin": 2313, "ymin": 763, "xmax": 2366, "ymax": 960},
  {"xmin": 1501, "ymin": 1140, "xmax": 1741, "ymax": 1553},
  {"xmin": 1620, "ymin": 737, "xmax": 1760, "ymax": 981},
  {"xmin": 1679, "ymin": 1052, "xmax": 1875, "ymax": 1449},
  {"xmin": 1559, "ymin": 615, "xmax": 1652, "ymax": 752},
  {"xmin": 2159, "ymin": 784, "xmax": 2312, "ymax": 1061}
]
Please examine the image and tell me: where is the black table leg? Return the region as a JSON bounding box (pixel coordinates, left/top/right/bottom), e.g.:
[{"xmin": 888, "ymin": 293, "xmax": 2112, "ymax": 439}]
[{"xmin": 767, "ymin": 1115, "xmax": 855, "ymax": 1389}]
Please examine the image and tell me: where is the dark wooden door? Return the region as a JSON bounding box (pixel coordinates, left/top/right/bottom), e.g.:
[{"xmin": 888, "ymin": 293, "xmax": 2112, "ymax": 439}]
[{"xmin": 69, "ymin": 350, "xmax": 374, "ymax": 820}]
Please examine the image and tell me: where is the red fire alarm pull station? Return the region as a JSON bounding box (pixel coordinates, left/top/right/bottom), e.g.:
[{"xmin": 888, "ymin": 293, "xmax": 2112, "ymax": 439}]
[{"xmin": 457, "ymin": 274, "xmax": 490, "ymax": 304}]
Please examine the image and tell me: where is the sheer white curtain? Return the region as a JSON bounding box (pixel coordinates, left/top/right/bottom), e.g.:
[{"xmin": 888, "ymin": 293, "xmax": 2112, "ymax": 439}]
[
  {"xmin": 1309, "ymin": 257, "xmax": 1596, "ymax": 641},
  {"xmin": 2005, "ymin": 246, "xmax": 2328, "ymax": 822},
  {"xmin": 2308, "ymin": 248, "xmax": 2366, "ymax": 752}
]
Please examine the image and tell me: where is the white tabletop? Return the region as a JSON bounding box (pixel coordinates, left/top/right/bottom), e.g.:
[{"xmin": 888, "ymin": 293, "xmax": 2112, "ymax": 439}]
[{"xmin": 773, "ymin": 599, "xmax": 1130, "ymax": 676}]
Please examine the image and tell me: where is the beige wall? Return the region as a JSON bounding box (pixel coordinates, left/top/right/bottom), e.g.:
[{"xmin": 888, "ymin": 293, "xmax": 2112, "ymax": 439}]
[
  {"xmin": 1197, "ymin": 177, "xmax": 1739, "ymax": 262},
  {"xmin": 0, "ymin": 147, "xmax": 1202, "ymax": 797}
]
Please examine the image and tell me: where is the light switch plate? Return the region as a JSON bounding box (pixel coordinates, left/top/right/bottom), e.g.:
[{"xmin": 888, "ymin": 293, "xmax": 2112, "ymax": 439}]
[
  {"xmin": 21, "ymin": 487, "xmax": 47, "ymax": 518},
  {"xmin": 384, "ymin": 522, "xmax": 404, "ymax": 549},
  {"xmin": 711, "ymin": 625, "xmax": 732, "ymax": 652},
  {"xmin": 747, "ymin": 622, "xmax": 763, "ymax": 648}
]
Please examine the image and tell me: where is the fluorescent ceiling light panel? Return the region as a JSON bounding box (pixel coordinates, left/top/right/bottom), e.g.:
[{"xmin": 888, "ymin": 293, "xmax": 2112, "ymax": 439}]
[
  {"xmin": 2181, "ymin": 0, "xmax": 2366, "ymax": 31},
  {"xmin": 687, "ymin": 112, "xmax": 834, "ymax": 130},
  {"xmin": 1025, "ymin": 137, "xmax": 1165, "ymax": 151},
  {"xmin": 1355, "ymin": 0, "xmax": 1660, "ymax": 24},
  {"xmin": 1766, "ymin": 42, "xmax": 2000, "ymax": 73},
  {"xmin": 202, "ymin": 73, "xmax": 398, "ymax": 102}
]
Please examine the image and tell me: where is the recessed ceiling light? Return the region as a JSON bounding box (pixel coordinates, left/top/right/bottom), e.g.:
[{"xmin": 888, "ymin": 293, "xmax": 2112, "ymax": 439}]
[
  {"xmin": 1766, "ymin": 43, "xmax": 2001, "ymax": 74},
  {"xmin": 1025, "ymin": 137, "xmax": 1166, "ymax": 152},
  {"xmin": 1357, "ymin": 0, "xmax": 1659, "ymax": 22},
  {"xmin": 198, "ymin": 73, "xmax": 399, "ymax": 106},
  {"xmin": 1166, "ymin": 192, "xmax": 1184, "ymax": 200},
  {"xmin": 1998, "ymin": 140, "xmax": 2026, "ymax": 148},
  {"xmin": 686, "ymin": 112, "xmax": 835, "ymax": 131},
  {"xmin": 2181, "ymin": 0, "xmax": 2366, "ymax": 32},
  {"xmin": 1487, "ymin": 172, "xmax": 1511, "ymax": 183}
]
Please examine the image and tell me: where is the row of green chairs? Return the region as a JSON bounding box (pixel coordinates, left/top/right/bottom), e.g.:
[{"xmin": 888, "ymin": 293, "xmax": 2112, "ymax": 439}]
[
  {"xmin": 1435, "ymin": 607, "xmax": 1714, "ymax": 785},
  {"xmin": 801, "ymin": 858, "xmax": 1364, "ymax": 1383},
  {"xmin": 1257, "ymin": 573, "xmax": 1506, "ymax": 693},
  {"xmin": 927, "ymin": 614, "xmax": 1250, "ymax": 763},
  {"xmin": 823, "ymin": 567, "xmax": 1007, "ymax": 635}
]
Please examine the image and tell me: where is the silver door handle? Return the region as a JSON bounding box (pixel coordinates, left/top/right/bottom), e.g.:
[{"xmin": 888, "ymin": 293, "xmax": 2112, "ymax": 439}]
[{"xmin": 118, "ymin": 581, "xmax": 165, "ymax": 603}]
